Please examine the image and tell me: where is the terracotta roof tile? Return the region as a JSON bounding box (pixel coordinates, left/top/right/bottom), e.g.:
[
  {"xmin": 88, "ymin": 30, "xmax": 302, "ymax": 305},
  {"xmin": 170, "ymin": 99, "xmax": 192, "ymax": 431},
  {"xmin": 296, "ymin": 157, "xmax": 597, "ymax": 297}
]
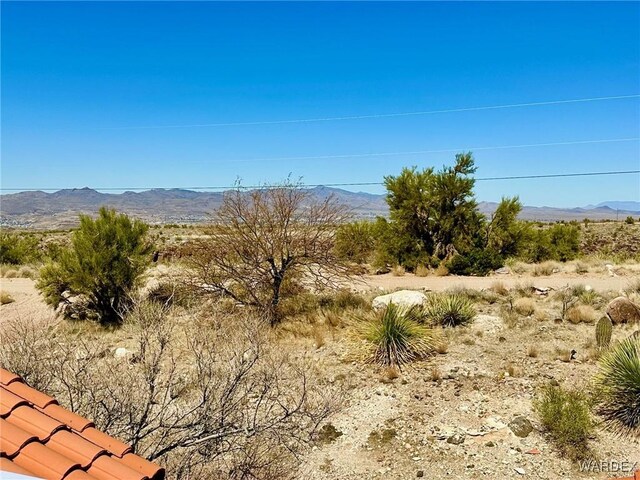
[
  {"xmin": 0, "ymin": 387, "xmax": 29, "ymax": 417},
  {"xmin": 81, "ymin": 428, "xmax": 132, "ymax": 458},
  {"xmin": 121, "ymin": 453, "xmax": 165, "ymax": 480},
  {"xmin": 0, "ymin": 457, "xmax": 37, "ymax": 476},
  {"xmin": 0, "ymin": 368, "xmax": 21, "ymax": 386},
  {"xmin": 6, "ymin": 404, "xmax": 65, "ymax": 441},
  {"xmin": 0, "ymin": 370, "xmax": 165, "ymax": 480},
  {"xmin": 44, "ymin": 404, "xmax": 95, "ymax": 432},
  {"xmin": 87, "ymin": 455, "xmax": 148, "ymax": 480},
  {"xmin": 5, "ymin": 381, "xmax": 57, "ymax": 409},
  {"xmin": 0, "ymin": 418, "xmax": 38, "ymax": 457},
  {"xmin": 12, "ymin": 442, "xmax": 80, "ymax": 479},
  {"xmin": 46, "ymin": 429, "xmax": 106, "ymax": 468}
]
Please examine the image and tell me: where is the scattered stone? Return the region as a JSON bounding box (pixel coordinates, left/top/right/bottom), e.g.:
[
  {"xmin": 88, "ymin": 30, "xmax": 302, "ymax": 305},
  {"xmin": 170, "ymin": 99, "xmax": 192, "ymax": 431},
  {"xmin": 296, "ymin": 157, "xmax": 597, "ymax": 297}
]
[
  {"xmin": 446, "ymin": 433, "xmax": 465, "ymax": 445},
  {"xmin": 508, "ymin": 416, "xmax": 533, "ymax": 438},
  {"xmin": 514, "ymin": 467, "xmax": 526, "ymax": 475},
  {"xmin": 372, "ymin": 290, "xmax": 427, "ymax": 310},
  {"xmin": 416, "ymin": 471, "xmax": 424, "ymax": 478},
  {"xmin": 485, "ymin": 441, "xmax": 496, "ymax": 447},
  {"xmin": 114, "ymin": 347, "xmax": 132, "ymax": 359},
  {"xmin": 606, "ymin": 297, "xmax": 640, "ymax": 324},
  {"xmin": 495, "ymin": 267, "xmax": 510, "ymax": 275},
  {"xmin": 525, "ymin": 448, "xmax": 542, "ymax": 455}
]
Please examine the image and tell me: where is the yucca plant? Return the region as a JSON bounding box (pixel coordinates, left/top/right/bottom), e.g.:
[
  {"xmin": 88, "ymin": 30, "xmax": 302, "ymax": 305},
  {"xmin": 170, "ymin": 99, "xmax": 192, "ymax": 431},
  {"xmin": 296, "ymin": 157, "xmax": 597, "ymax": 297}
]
[
  {"xmin": 424, "ymin": 294, "xmax": 476, "ymax": 327},
  {"xmin": 360, "ymin": 303, "xmax": 438, "ymax": 369},
  {"xmin": 594, "ymin": 337, "xmax": 640, "ymax": 437}
]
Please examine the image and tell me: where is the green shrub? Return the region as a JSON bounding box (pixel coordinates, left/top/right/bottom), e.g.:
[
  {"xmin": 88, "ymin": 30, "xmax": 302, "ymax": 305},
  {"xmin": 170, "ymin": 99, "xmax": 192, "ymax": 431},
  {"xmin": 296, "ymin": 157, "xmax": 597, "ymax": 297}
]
[
  {"xmin": 424, "ymin": 294, "xmax": 476, "ymax": 327},
  {"xmin": 519, "ymin": 224, "xmax": 580, "ymax": 263},
  {"xmin": 534, "ymin": 384, "xmax": 593, "ymax": 459},
  {"xmin": 318, "ymin": 289, "xmax": 368, "ymax": 311},
  {"xmin": 36, "ymin": 207, "xmax": 153, "ymax": 324},
  {"xmin": 446, "ymin": 248, "xmax": 503, "ymax": 276},
  {"xmin": 334, "ymin": 221, "xmax": 377, "ymax": 264},
  {"xmin": 625, "ymin": 216, "xmax": 635, "ymax": 225},
  {"xmin": 0, "ymin": 233, "xmax": 41, "ymax": 265},
  {"xmin": 594, "ymin": 337, "xmax": 640, "ymax": 437},
  {"xmin": 360, "ymin": 303, "xmax": 437, "ymax": 368}
]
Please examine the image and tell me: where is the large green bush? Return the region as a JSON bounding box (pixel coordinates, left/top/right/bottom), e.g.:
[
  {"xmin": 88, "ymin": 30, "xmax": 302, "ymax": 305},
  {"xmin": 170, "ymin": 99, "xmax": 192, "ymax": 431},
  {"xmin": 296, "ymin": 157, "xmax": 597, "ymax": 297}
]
[
  {"xmin": 334, "ymin": 220, "xmax": 377, "ymax": 264},
  {"xmin": 519, "ymin": 223, "xmax": 580, "ymax": 262},
  {"xmin": 446, "ymin": 248, "xmax": 504, "ymax": 276},
  {"xmin": 37, "ymin": 207, "xmax": 153, "ymax": 324},
  {"xmin": 0, "ymin": 233, "xmax": 41, "ymax": 265}
]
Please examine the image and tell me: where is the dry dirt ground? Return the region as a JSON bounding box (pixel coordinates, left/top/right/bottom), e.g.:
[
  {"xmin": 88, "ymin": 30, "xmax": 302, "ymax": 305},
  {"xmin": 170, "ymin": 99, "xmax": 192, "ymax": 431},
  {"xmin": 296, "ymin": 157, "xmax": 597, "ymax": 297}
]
[{"xmin": 1, "ymin": 269, "xmax": 639, "ymax": 480}]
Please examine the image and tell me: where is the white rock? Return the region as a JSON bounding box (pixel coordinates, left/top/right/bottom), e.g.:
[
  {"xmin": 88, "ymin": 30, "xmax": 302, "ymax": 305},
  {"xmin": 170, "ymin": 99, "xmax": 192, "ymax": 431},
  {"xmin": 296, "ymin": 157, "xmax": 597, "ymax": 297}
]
[
  {"xmin": 114, "ymin": 347, "xmax": 131, "ymax": 359},
  {"xmin": 514, "ymin": 467, "xmax": 526, "ymax": 475},
  {"xmin": 372, "ymin": 290, "xmax": 428, "ymax": 310}
]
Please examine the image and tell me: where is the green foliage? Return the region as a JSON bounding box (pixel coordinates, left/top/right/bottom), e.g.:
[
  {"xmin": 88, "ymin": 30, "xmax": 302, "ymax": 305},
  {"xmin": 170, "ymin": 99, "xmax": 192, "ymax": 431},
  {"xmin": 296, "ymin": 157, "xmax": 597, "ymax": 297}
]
[
  {"xmin": 625, "ymin": 216, "xmax": 635, "ymax": 225},
  {"xmin": 0, "ymin": 233, "xmax": 41, "ymax": 265},
  {"xmin": 595, "ymin": 316, "xmax": 613, "ymax": 350},
  {"xmin": 424, "ymin": 293, "xmax": 476, "ymax": 327},
  {"xmin": 519, "ymin": 224, "xmax": 580, "ymax": 262},
  {"xmin": 36, "ymin": 207, "xmax": 153, "ymax": 324},
  {"xmin": 334, "ymin": 220, "xmax": 377, "ymax": 264},
  {"xmin": 446, "ymin": 248, "xmax": 504, "ymax": 276},
  {"xmin": 486, "ymin": 196, "xmax": 528, "ymax": 257},
  {"xmin": 384, "ymin": 153, "xmax": 483, "ymax": 261},
  {"xmin": 534, "ymin": 384, "xmax": 593, "ymax": 459},
  {"xmin": 360, "ymin": 303, "xmax": 437, "ymax": 368},
  {"xmin": 594, "ymin": 337, "xmax": 640, "ymax": 437}
]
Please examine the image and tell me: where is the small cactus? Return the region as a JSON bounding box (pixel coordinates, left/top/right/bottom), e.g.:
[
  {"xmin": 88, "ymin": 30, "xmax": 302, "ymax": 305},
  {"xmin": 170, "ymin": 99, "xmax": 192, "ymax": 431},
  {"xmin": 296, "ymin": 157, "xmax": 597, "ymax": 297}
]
[{"xmin": 595, "ymin": 316, "xmax": 613, "ymax": 349}]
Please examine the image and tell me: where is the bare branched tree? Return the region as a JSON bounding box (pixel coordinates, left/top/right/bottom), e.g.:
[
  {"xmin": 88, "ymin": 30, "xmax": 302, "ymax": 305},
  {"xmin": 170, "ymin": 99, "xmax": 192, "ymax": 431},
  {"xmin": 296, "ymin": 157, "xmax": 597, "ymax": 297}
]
[
  {"xmin": 185, "ymin": 182, "xmax": 352, "ymax": 324},
  {"xmin": 0, "ymin": 304, "xmax": 342, "ymax": 479}
]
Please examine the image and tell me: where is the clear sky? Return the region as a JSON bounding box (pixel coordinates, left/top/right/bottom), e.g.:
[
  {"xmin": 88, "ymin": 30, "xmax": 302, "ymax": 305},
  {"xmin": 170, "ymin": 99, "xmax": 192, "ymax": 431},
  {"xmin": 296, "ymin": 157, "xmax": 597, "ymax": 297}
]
[{"xmin": 2, "ymin": 1, "xmax": 639, "ymax": 207}]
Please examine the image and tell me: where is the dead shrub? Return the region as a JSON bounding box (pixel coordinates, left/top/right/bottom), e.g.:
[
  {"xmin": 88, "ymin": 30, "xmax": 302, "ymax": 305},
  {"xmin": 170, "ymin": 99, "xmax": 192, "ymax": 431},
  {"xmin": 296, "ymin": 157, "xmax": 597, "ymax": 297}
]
[
  {"xmin": 434, "ymin": 263, "xmax": 449, "ymax": 277},
  {"xmin": 0, "ymin": 291, "xmax": 14, "ymax": 305},
  {"xmin": 566, "ymin": 305, "xmax": 598, "ymax": 324},
  {"xmin": 490, "ymin": 281, "xmax": 509, "ymax": 296},
  {"xmin": 514, "ymin": 298, "xmax": 536, "ymax": 316},
  {"xmin": 0, "ymin": 306, "xmax": 341, "ymax": 479},
  {"xmin": 415, "ymin": 265, "xmax": 430, "ymax": 277}
]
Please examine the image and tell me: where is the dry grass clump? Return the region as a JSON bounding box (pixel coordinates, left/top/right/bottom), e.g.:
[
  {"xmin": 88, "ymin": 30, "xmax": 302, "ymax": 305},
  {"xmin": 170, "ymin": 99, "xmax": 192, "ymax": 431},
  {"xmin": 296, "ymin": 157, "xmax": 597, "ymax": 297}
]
[
  {"xmin": 513, "ymin": 282, "xmax": 534, "ymax": 297},
  {"xmin": 0, "ymin": 291, "xmax": 15, "ymax": 305},
  {"xmin": 490, "ymin": 281, "xmax": 509, "ymax": 296},
  {"xmin": 514, "ymin": 297, "xmax": 536, "ymax": 316},
  {"xmin": 3, "ymin": 269, "xmax": 18, "ymax": 278},
  {"xmin": 17, "ymin": 266, "xmax": 36, "ymax": 279},
  {"xmin": 574, "ymin": 262, "xmax": 589, "ymax": 274},
  {"xmin": 435, "ymin": 340, "xmax": 449, "ymax": 354},
  {"xmin": 391, "ymin": 265, "xmax": 406, "ymax": 276},
  {"xmin": 506, "ymin": 363, "xmax": 523, "ymax": 377},
  {"xmin": 506, "ymin": 260, "xmax": 529, "ymax": 274},
  {"xmin": 415, "ymin": 265, "xmax": 430, "ymax": 277},
  {"xmin": 527, "ymin": 345, "xmax": 539, "ymax": 358},
  {"xmin": 534, "ymin": 309, "xmax": 550, "ymax": 322},
  {"xmin": 532, "ymin": 261, "xmax": 558, "ymax": 277},
  {"xmin": 429, "ymin": 366, "xmax": 442, "ymax": 382},
  {"xmin": 566, "ymin": 305, "xmax": 598, "ymax": 324},
  {"xmin": 554, "ymin": 346, "xmax": 573, "ymax": 362},
  {"xmin": 434, "ymin": 263, "xmax": 449, "ymax": 277}
]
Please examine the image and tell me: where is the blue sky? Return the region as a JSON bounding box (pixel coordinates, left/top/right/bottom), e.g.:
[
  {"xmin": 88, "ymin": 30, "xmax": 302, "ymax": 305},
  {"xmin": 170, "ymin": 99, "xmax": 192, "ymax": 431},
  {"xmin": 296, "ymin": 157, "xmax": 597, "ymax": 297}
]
[{"xmin": 2, "ymin": 1, "xmax": 639, "ymax": 207}]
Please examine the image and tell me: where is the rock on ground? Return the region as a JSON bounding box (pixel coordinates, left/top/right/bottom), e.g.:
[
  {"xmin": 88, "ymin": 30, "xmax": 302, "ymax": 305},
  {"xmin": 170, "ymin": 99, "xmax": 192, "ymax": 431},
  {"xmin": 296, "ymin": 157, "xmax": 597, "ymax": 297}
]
[
  {"xmin": 372, "ymin": 290, "xmax": 428, "ymax": 310},
  {"xmin": 606, "ymin": 296, "xmax": 640, "ymax": 324}
]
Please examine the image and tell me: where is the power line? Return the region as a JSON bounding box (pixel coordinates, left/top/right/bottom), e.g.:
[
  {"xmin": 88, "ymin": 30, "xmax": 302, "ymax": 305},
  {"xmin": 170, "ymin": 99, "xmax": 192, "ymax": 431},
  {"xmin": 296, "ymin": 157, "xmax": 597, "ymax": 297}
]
[
  {"xmin": 197, "ymin": 137, "xmax": 639, "ymax": 164},
  {"xmin": 105, "ymin": 94, "xmax": 640, "ymax": 129},
  {"xmin": 2, "ymin": 170, "xmax": 638, "ymax": 192}
]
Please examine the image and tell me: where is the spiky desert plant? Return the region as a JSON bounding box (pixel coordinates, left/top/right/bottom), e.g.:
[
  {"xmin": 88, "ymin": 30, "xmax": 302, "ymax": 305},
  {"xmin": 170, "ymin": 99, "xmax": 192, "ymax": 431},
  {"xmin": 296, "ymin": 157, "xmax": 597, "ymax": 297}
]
[
  {"xmin": 595, "ymin": 316, "xmax": 613, "ymax": 350},
  {"xmin": 594, "ymin": 337, "xmax": 640, "ymax": 437},
  {"xmin": 424, "ymin": 294, "xmax": 476, "ymax": 328},
  {"xmin": 360, "ymin": 303, "xmax": 438, "ymax": 369}
]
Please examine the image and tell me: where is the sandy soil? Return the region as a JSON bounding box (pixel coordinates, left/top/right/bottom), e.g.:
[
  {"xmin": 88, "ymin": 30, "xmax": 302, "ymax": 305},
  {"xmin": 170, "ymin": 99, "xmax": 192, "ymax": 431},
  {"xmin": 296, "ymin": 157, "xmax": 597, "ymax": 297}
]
[{"xmin": 1, "ymin": 274, "xmax": 639, "ymax": 479}]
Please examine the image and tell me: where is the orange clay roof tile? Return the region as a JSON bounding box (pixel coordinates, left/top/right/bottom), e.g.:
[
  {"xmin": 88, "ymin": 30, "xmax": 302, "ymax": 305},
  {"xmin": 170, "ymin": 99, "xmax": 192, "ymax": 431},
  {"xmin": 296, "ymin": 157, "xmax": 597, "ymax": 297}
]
[
  {"xmin": 0, "ymin": 368, "xmax": 21, "ymax": 386},
  {"xmin": 0, "ymin": 417, "xmax": 38, "ymax": 457},
  {"xmin": 0, "ymin": 387, "xmax": 29, "ymax": 417},
  {"xmin": 86, "ymin": 455, "xmax": 148, "ymax": 480},
  {"xmin": 121, "ymin": 453, "xmax": 165, "ymax": 480},
  {"xmin": 80, "ymin": 428, "xmax": 132, "ymax": 458},
  {"xmin": 6, "ymin": 404, "xmax": 65, "ymax": 441},
  {"xmin": 0, "ymin": 457, "xmax": 37, "ymax": 476},
  {"xmin": 43, "ymin": 404, "xmax": 95, "ymax": 432},
  {"xmin": 46, "ymin": 429, "xmax": 106, "ymax": 468},
  {"xmin": 5, "ymin": 381, "xmax": 57, "ymax": 409},
  {"xmin": 0, "ymin": 370, "xmax": 165, "ymax": 480},
  {"xmin": 12, "ymin": 442, "xmax": 80, "ymax": 479}
]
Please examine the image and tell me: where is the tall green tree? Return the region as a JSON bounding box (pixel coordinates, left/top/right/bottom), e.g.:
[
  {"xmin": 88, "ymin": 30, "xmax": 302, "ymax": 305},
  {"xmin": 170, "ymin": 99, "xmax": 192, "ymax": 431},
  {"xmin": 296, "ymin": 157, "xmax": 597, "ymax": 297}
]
[
  {"xmin": 384, "ymin": 153, "xmax": 483, "ymax": 262},
  {"xmin": 37, "ymin": 207, "xmax": 153, "ymax": 324}
]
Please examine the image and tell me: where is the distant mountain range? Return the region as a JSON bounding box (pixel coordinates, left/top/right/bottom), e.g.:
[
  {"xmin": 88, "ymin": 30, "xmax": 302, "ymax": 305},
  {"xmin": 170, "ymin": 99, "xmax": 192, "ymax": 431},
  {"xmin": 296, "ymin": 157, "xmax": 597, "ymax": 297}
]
[{"xmin": 0, "ymin": 187, "xmax": 638, "ymax": 229}]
